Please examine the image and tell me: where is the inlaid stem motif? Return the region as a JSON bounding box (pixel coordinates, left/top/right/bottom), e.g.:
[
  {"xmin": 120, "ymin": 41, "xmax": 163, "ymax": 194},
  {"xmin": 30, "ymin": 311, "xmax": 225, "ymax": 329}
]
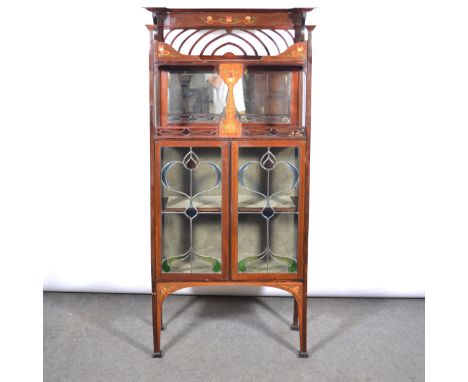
[{"xmin": 219, "ymin": 63, "xmax": 243, "ymax": 137}]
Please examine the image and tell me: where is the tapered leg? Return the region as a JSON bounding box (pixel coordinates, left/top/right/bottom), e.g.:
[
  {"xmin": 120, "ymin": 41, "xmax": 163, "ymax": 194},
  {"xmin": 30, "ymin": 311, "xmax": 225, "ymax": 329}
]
[
  {"xmin": 291, "ymin": 299, "xmax": 299, "ymax": 330},
  {"xmin": 152, "ymin": 288, "xmax": 163, "ymax": 358},
  {"xmin": 298, "ymin": 285, "xmax": 308, "ymax": 358}
]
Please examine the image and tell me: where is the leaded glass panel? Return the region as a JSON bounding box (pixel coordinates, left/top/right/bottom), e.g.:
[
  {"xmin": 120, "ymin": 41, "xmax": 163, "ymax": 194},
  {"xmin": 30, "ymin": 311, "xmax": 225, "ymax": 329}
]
[
  {"xmin": 237, "ymin": 146, "xmax": 299, "ymax": 273},
  {"xmin": 160, "ymin": 147, "xmax": 222, "ymax": 273}
]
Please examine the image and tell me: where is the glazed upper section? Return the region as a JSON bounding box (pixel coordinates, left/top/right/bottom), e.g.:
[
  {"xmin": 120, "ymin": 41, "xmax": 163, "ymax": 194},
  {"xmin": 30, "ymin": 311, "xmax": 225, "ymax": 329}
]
[{"xmin": 146, "ymin": 9, "xmax": 315, "ymax": 139}]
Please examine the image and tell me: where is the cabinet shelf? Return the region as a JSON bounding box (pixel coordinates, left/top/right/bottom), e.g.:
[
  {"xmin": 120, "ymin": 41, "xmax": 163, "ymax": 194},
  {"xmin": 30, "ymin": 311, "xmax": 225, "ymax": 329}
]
[
  {"xmin": 162, "ymin": 195, "xmax": 298, "ymax": 213},
  {"xmin": 239, "ymin": 195, "xmax": 298, "ymax": 213},
  {"xmin": 162, "ymin": 196, "xmax": 221, "ymax": 212}
]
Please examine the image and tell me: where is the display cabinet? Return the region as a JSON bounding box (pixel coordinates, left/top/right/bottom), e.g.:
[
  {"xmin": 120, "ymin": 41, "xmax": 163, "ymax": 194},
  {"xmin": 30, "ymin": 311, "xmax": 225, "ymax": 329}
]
[{"xmin": 146, "ymin": 8, "xmax": 315, "ymax": 358}]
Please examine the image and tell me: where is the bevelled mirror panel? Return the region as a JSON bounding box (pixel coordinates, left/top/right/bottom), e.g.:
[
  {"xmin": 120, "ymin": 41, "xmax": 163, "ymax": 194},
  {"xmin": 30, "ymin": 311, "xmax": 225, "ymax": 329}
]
[
  {"xmin": 242, "ymin": 69, "xmax": 292, "ymax": 123},
  {"xmin": 167, "ymin": 70, "xmax": 222, "ymax": 123},
  {"xmin": 165, "ymin": 68, "xmax": 295, "ymax": 125}
]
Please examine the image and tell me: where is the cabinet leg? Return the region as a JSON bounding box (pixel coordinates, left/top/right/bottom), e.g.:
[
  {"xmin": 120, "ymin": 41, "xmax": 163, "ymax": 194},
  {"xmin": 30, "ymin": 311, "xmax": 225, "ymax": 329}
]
[
  {"xmin": 152, "ymin": 289, "xmax": 163, "ymax": 358},
  {"xmin": 298, "ymin": 288, "xmax": 308, "ymax": 358},
  {"xmin": 291, "ymin": 299, "xmax": 299, "ymax": 330}
]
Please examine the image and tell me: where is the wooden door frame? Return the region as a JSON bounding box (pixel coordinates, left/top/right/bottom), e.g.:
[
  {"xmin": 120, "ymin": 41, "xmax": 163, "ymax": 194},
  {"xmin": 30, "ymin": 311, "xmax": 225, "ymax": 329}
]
[
  {"xmin": 153, "ymin": 140, "xmax": 230, "ymax": 281},
  {"xmin": 230, "ymin": 140, "xmax": 306, "ymax": 281}
]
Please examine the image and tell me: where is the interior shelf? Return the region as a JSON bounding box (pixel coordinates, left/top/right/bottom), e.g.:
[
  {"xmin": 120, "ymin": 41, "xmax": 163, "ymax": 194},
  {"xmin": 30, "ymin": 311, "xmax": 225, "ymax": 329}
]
[
  {"xmin": 238, "ymin": 195, "xmax": 298, "ymax": 212},
  {"xmin": 162, "ymin": 195, "xmax": 298, "ymax": 213}
]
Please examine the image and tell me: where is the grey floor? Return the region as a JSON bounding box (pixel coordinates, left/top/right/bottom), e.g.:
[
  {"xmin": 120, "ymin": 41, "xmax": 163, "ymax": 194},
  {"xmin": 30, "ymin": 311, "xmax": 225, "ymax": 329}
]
[{"xmin": 44, "ymin": 293, "xmax": 424, "ymax": 382}]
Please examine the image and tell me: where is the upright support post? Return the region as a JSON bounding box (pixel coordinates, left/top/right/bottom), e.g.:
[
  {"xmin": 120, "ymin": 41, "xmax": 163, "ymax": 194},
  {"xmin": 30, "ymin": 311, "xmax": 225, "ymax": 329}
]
[
  {"xmin": 152, "ymin": 284, "xmax": 163, "ymax": 358},
  {"xmin": 298, "ymin": 287, "xmax": 308, "ymax": 357},
  {"xmin": 291, "ymin": 299, "xmax": 299, "ymax": 330}
]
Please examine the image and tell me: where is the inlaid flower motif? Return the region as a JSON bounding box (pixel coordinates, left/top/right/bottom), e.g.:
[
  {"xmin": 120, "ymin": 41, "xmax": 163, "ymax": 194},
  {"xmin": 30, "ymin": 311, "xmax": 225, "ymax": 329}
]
[
  {"xmin": 244, "ymin": 15, "xmax": 256, "ymax": 24},
  {"xmin": 225, "ymin": 16, "xmax": 233, "ymax": 23},
  {"xmin": 157, "ymin": 44, "xmax": 169, "ymax": 56}
]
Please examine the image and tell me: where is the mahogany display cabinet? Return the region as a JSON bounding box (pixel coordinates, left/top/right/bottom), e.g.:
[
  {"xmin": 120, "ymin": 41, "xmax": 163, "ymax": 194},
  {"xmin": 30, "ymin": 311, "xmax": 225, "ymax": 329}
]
[{"xmin": 146, "ymin": 8, "xmax": 315, "ymax": 358}]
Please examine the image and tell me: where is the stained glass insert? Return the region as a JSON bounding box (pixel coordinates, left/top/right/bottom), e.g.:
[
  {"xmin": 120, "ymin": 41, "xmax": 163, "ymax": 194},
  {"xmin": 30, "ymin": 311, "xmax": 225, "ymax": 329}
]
[
  {"xmin": 161, "ymin": 147, "xmax": 222, "ymax": 273},
  {"xmin": 237, "ymin": 147, "xmax": 300, "ymax": 273}
]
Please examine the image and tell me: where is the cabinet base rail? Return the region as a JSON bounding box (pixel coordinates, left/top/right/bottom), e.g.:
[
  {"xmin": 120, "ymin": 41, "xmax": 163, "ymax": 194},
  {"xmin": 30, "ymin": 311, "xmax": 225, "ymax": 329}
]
[{"xmin": 152, "ymin": 280, "xmax": 308, "ymax": 358}]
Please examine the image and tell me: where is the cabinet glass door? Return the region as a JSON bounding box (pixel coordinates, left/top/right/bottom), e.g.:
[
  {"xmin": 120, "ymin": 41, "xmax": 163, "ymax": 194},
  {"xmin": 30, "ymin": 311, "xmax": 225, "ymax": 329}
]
[
  {"xmin": 156, "ymin": 142, "xmax": 228, "ymax": 279},
  {"xmin": 232, "ymin": 142, "xmax": 305, "ymax": 279}
]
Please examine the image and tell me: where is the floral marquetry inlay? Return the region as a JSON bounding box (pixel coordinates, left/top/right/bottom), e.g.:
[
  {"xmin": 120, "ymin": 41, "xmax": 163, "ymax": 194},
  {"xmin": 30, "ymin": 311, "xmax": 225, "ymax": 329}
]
[
  {"xmin": 219, "ymin": 63, "xmax": 244, "ymax": 137},
  {"xmin": 156, "ymin": 282, "xmax": 303, "ymax": 304},
  {"xmin": 202, "ymin": 15, "xmax": 256, "ymax": 25},
  {"xmin": 156, "ymin": 43, "xmax": 186, "ymax": 59},
  {"xmin": 156, "ymin": 34, "xmax": 306, "ymax": 61},
  {"xmin": 264, "ymin": 42, "xmax": 307, "ymax": 61}
]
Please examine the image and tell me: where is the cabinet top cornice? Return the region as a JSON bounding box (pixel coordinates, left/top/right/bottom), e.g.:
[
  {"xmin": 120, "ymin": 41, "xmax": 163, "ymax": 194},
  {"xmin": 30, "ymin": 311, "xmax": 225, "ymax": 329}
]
[
  {"xmin": 145, "ymin": 8, "xmax": 314, "ymax": 31},
  {"xmin": 145, "ymin": 8, "xmax": 314, "ymax": 13}
]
